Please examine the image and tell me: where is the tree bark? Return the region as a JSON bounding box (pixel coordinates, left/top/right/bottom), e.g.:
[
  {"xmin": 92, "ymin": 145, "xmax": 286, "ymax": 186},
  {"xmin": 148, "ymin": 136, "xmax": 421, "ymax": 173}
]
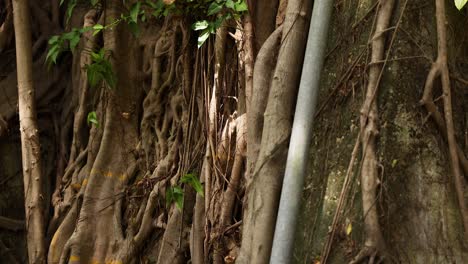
[
  {"xmin": 239, "ymin": 0, "xmax": 312, "ymax": 263},
  {"xmin": 12, "ymin": 0, "xmax": 46, "ymax": 263}
]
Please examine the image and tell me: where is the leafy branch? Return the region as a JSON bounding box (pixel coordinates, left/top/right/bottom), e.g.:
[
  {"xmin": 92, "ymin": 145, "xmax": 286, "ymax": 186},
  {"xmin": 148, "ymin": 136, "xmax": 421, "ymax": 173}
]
[
  {"xmin": 192, "ymin": 0, "xmax": 248, "ymax": 47},
  {"xmin": 86, "ymin": 48, "xmax": 117, "ymax": 89}
]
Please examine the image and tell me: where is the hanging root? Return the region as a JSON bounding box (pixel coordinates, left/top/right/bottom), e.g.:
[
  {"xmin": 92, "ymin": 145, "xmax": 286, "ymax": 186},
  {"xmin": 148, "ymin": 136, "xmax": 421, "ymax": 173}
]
[
  {"xmin": 353, "ymin": 0, "xmax": 396, "ymax": 263},
  {"xmin": 419, "ymin": 0, "xmax": 468, "ymax": 239}
]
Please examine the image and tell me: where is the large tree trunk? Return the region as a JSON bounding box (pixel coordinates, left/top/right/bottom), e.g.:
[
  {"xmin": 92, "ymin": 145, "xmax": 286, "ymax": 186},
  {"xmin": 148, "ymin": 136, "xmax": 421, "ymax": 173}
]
[{"xmin": 11, "ymin": 0, "xmax": 46, "ymax": 263}]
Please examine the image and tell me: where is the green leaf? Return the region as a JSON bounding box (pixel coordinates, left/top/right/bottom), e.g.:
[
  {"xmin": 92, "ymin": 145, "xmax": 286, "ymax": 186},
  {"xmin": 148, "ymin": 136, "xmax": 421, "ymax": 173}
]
[
  {"xmin": 46, "ymin": 33, "xmax": 69, "ymax": 66},
  {"xmin": 226, "ymin": 0, "xmax": 235, "ymax": 9},
  {"xmin": 197, "ymin": 30, "xmax": 210, "ymax": 48},
  {"xmin": 69, "ymin": 34, "xmax": 80, "ymax": 52},
  {"xmin": 66, "ymin": 0, "xmax": 77, "ymax": 25},
  {"xmin": 86, "ymin": 49, "xmax": 117, "ymax": 89},
  {"xmin": 102, "ymin": 60, "xmax": 117, "ymax": 88},
  {"xmin": 60, "ymin": 29, "xmax": 81, "ymax": 52},
  {"xmin": 90, "ymin": 0, "xmax": 99, "ymax": 6},
  {"xmin": 130, "ymin": 2, "xmax": 141, "ymax": 23},
  {"xmin": 208, "ymin": 2, "xmax": 223, "ymax": 16},
  {"xmin": 86, "ymin": 63, "xmax": 102, "ymax": 87},
  {"xmin": 87, "ymin": 111, "xmax": 99, "ymax": 127},
  {"xmin": 234, "ymin": 0, "xmax": 248, "ymax": 12},
  {"xmin": 90, "ymin": 51, "xmax": 102, "ymax": 62},
  {"xmin": 213, "ymin": 14, "xmax": 229, "ymax": 31},
  {"xmin": 60, "ymin": 0, "xmax": 65, "ymax": 6},
  {"xmin": 192, "ymin": 20, "xmax": 209, "ymax": 31},
  {"xmin": 92, "ymin": 24, "xmax": 104, "ymax": 36},
  {"xmin": 48, "ymin": 35, "xmax": 60, "ymax": 45},
  {"xmin": 173, "ymin": 186, "xmax": 184, "ymax": 210},
  {"xmin": 80, "ymin": 26, "xmax": 93, "ymax": 34},
  {"xmin": 181, "ymin": 173, "xmax": 204, "ymax": 197},
  {"xmin": 46, "ymin": 44, "xmax": 61, "ymax": 65},
  {"xmin": 166, "ymin": 186, "xmax": 184, "ymax": 210},
  {"xmin": 163, "ymin": 4, "xmax": 176, "ymax": 16},
  {"xmin": 455, "ymin": 0, "xmax": 468, "ymax": 10},
  {"xmin": 166, "ymin": 187, "xmax": 174, "ymax": 208},
  {"xmin": 149, "ymin": 0, "xmax": 166, "ymax": 18}
]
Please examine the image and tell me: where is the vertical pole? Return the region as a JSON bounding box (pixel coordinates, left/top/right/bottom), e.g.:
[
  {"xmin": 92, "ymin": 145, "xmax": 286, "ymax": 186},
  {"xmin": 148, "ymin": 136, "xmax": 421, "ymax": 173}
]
[{"xmin": 270, "ymin": 0, "xmax": 334, "ymax": 263}]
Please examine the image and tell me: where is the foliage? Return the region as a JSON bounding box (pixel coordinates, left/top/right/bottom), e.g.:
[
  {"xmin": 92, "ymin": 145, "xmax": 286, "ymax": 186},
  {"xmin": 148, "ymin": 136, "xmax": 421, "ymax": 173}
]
[
  {"xmin": 86, "ymin": 111, "xmax": 99, "ymax": 127},
  {"xmin": 166, "ymin": 186, "xmax": 184, "ymax": 209},
  {"xmin": 455, "ymin": 0, "xmax": 468, "ymax": 10},
  {"xmin": 63, "ymin": 0, "xmax": 77, "ymax": 24},
  {"xmin": 85, "ymin": 48, "xmax": 117, "ymax": 89},
  {"xmin": 191, "ymin": 0, "xmax": 248, "ymax": 47},
  {"xmin": 181, "ymin": 173, "xmax": 204, "ymax": 196},
  {"xmin": 62, "ymin": 0, "xmax": 247, "ymax": 46},
  {"xmin": 166, "ymin": 173, "xmax": 204, "ymax": 210},
  {"xmin": 46, "ymin": 27, "xmax": 89, "ymax": 66}
]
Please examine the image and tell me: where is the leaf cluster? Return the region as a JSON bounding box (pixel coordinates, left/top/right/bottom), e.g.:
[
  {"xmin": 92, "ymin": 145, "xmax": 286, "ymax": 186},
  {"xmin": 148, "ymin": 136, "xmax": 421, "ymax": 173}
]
[
  {"xmin": 87, "ymin": 111, "xmax": 99, "ymax": 127},
  {"xmin": 85, "ymin": 48, "xmax": 117, "ymax": 89},
  {"xmin": 46, "ymin": 28, "xmax": 88, "ymax": 66},
  {"xmin": 191, "ymin": 0, "xmax": 248, "ymax": 47},
  {"xmin": 166, "ymin": 173, "xmax": 204, "ymax": 210},
  {"xmin": 126, "ymin": 0, "xmax": 249, "ymax": 47}
]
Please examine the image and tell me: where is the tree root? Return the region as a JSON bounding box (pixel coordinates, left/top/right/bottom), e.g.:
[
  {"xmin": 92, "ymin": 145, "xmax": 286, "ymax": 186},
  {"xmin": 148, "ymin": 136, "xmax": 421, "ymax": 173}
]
[
  {"xmin": 350, "ymin": 245, "xmax": 387, "ymax": 264},
  {"xmin": 353, "ymin": 0, "xmax": 395, "ymax": 263},
  {"xmin": 420, "ymin": 0, "xmax": 468, "ymax": 238}
]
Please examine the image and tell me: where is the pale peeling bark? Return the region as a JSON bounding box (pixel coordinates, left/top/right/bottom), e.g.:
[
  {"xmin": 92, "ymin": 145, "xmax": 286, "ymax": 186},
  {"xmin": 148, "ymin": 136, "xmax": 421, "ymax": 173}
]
[{"xmin": 12, "ymin": 0, "xmax": 46, "ymax": 263}]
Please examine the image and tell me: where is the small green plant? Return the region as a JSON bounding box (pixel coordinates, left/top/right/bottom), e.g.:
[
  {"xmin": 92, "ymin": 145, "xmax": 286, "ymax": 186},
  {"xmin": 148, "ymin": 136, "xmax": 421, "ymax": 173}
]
[
  {"xmin": 166, "ymin": 173, "xmax": 204, "ymax": 210},
  {"xmin": 166, "ymin": 186, "xmax": 184, "ymax": 209},
  {"xmin": 86, "ymin": 48, "xmax": 117, "ymax": 89},
  {"xmin": 87, "ymin": 111, "xmax": 99, "ymax": 127},
  {"xmin": 180, "ymin": 173, "xmax": 204, "ymax": 196},
  {"xmin": 455, "ymin": 0, "xmax": 468, "ymax": 10}
]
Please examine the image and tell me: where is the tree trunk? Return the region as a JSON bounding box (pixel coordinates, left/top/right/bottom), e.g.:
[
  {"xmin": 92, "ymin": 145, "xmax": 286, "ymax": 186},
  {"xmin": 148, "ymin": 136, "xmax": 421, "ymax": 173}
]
[{"xmin": 11, "ymin": 0, "xmax": 46, "ymax": 263}]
